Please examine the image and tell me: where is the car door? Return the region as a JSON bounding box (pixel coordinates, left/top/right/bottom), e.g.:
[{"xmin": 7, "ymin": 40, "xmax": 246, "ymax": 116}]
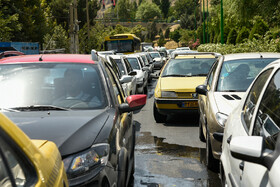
[
  {"xmin": 241, "ymin": 68, "xmax": 280, "ymax": 186},
  {"xmin": 227, "ymin": 68, "xmax": 274, "ymax": 186},
  {"xmin": 104, "ymin": 62, "xmax": 134, "ymax": 160},
  {"xmin": 123, "ymin": 58, "xmax": 137, "ymax": 95}
]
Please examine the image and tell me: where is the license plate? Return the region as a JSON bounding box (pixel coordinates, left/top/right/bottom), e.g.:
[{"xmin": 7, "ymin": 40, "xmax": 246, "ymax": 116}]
[{"xmin": 181, "ymin": 101, "xmax": 198, "ymax": 108}]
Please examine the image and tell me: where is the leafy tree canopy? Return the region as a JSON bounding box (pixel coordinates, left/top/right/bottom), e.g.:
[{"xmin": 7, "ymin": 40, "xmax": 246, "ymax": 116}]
[{"xmin": 135, "ymin": 1, "xmax": 162, "ymax": 21}]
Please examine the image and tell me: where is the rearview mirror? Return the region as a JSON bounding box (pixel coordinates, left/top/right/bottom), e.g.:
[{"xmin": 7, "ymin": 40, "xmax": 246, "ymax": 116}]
[
  {"xmin": 119, "ymin": 94, "xmax": 147, "ymax": 114},
  {"xmin": 120, "ymin": 75, "xmax": 133, "ymax": 84},
  {"xmin": 196, "ymin": 85, "xmax": 208, "ymax": 95}
]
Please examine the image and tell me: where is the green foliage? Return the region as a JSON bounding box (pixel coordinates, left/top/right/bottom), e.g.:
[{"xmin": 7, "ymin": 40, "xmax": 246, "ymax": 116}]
[
  {"xmin": 0, "ymin": 11, "xmax": 21, "ymax": 41},
  {"xmin": 43, "ymin": 24, "xmax": 69, "ymax": 53},
  {"xmin": 226, "ymin": 28, "xmax": 237, "ymax": 45},
  {"xmin": 249, "ymin": 17, "xmax": 269, "ymax": 40},
  {"xmin": 117, "ymin": 0, "xmax": 130, "ymax": 20},
  {"xmin": 146, "ymin": 22, "xmax": 158, "ymax": 41},
  {"xmin": 170, "ymin": 29, "xmax": 181, "ymax": 46},
  {"xmin": 160, "ymin": 0, "xmax": 170, "ymax": 19},
  {"xmin": 157, "ymin": 33, "xmax": 166, "ymax": 47},
  {"xmin": 135, "ymin": 1, "xmax": 162, "ymax": 21},
  {"xmin": 236, "ymin": 26, "xmax": 250, "ymax": 43},
  {"xmin": 197, "ymin": 32, "xmax": 280, "ymax": 54},
  {"xmin": 130, "ymin": 24, "xmax": 147, "ymax": 41},
  {"xmin": 167, "ymin": 16, "xmax": 176, "ymax": 23},
  {"xmin": 109, "ymin": 24, "xmax": 130, "ymax": 35},
  {"xmin": 180, "ymin": 29, "xmax": 196, "ymax": 45},
  {"xmin": 164, "ymin": 27, "xmax": 170, "ymax": 38}
]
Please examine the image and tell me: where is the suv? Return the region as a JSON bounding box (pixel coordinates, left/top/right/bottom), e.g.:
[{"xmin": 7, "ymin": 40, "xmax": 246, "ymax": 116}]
[
  {"xmin": 220, "ymin": 59, "xmax": 280, "ymax": 187},
  {"xmin": 196, "ymin": 53, "xmax": 280, "ymax": 171},
  {"xmin": 153, "ymin": 53, "xmax": 218, "ymax": 123}
]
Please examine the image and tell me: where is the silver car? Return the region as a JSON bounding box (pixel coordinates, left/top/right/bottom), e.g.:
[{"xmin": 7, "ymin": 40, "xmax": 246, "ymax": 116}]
[
  {"xmin": 109, "ymin": 55, "xmax": 137, "ymax": 96},
  {"xmin": 196, "ymin": 53, "xmax": 280, "ymax": 171}
]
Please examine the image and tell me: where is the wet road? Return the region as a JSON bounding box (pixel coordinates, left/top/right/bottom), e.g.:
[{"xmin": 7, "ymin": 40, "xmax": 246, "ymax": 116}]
[{"xmin": 132, "ymin": 74, "xmax": 221, "ymax": 187}]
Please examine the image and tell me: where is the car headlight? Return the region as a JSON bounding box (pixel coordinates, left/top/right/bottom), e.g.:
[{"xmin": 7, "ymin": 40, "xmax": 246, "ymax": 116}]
[
  {"xmin": 63, "ymin": 143, "xmax": 109, "ymax": 178},
  {"xmin": 216, "ymin": 112, "xmax": 228, "ymax": 128},
  {"xmin": 161, "ymin": 91, "xmax": 177, "ymax": 98}
]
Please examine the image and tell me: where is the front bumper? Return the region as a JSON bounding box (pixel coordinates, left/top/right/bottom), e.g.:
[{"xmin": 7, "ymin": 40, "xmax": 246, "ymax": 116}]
[
  {"xmin": 154, "ymin": 98, "xmax": 199, "ymax": 115},
  {"xmin": 67, "ymin": 165, "xmax": 114, "ymax": 187}
]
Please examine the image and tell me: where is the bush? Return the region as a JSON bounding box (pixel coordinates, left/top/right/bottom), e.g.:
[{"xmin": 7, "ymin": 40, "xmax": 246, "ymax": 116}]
[
  {"xmin": 236, "ymin": 27, "xmax": 250, "ymax": 44},
  {"xmin": 249, "ymin": 17, "xmax": 269, "ymax": 40},
  {"xmin": 227, "ymin": 28, "xmax": 237, "ymax": 45}
]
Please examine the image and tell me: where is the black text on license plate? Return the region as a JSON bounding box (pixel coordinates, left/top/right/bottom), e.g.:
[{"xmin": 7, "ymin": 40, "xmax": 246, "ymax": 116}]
[{"xmin": 182, "ymin": 102, "xmax": 197, "ymax": 108}]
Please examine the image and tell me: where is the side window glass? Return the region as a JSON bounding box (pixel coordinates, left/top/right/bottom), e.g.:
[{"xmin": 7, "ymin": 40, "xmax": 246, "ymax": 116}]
[
  {"xmin": 253, "ymin": 70, "xmax": 280, "ymax": 150},
  {"xmin": 0, "ymin": 135, "xmax": 27, "ymax": 186},
  {"xmin": 207, "ymin": 60, "xmax": 218, "ymax": 88},
  {"xmin": 0, "ymin": 154, "xmax": 13, "ymax": 187},
  {"xmin": 243, "ymin": 69, "xmax": 273, "ymax": 130},
  {"xmin": 105, "ymin": 65, "xmax": 125, "ymax": 105}
]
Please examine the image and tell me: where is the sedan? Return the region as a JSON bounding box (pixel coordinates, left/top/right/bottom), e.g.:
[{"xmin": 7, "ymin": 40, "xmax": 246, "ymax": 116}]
[
  {"xmin": 196, "ymin": 53, "xmax": 280, "ymax": 171},
  {"xmin": 0, "ymin": 112, "xmax": 68, "ymax": 187},
  {"xmin": 153, "ymin": 53, "xmax": 218, "ymax": 123},
  {"xmin": 220, "ymin": 59, "xmax": 280, "ymax": 187},
  {"xmin": 0, "ymin": 52, "xmax": 147, "ymax": 187}
]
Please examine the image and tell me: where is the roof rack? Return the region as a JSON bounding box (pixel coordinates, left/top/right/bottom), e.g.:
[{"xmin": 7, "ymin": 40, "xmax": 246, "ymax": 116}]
[{"xmin": 171, "ymin": 52, "xmax": 221, "ymax": 59}]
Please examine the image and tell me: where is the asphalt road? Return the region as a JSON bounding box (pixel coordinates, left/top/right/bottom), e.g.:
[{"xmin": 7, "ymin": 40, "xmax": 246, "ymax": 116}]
[{"xmin": 132, "ymin": 72, "xmax": 221, "ymax": 187}]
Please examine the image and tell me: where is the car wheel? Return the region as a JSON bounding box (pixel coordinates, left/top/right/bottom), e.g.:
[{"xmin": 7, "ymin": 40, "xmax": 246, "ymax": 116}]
[
  {"xmin": 206, "ymin": 132, "xmax": 219, "ymax": 172},
  {"xmin": 153, "ymin": 102, "xmax": 167, "ymax": 123},
  {"xmin": 144, "ymin": 85, "xmax": 148, "ymax": 94},
  {"xmin": 199, "ymin": 119, "xmax": 206, "ymax": 142}
]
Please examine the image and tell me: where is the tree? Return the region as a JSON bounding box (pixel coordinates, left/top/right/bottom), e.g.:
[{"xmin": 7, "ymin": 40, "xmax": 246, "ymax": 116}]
[
  {"xmin": 160, "ymin": 0, "xmax": 170, "ymax": 19},
  {"xmin": 158, "ymin": 33, "xmax": 166, "ymax": 47},
  {"xmin": 135, "ymin": 1, "xmax": 162, "ymax": 21},
  {"xmin": 170, "ymin": 29, "xmax": 181, "ymax": 47},
  {"xmin": 117, "ymin": 0, "xmax": 130, "ymax": 20},
  {"xmin": 164, "ymin": 27, "xmax": 170, "ymax": 38},
  {"xmin": 146, "ymin": 22, "xmax": 158, "ymax": 41}
]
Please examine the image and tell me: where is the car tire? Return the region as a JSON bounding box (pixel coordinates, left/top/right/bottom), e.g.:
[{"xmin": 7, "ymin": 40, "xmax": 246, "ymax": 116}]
[
  {"xmin": 206, "ymin": 132, "xmax": 219, "ymax": 172},
  {"xmin": 199, "ymin": 119, "xmax": 206, "ymax": 142},
  {"xmin": 144, "ymin": 85, "xmax": 148, "ymax": 94},
  {"xmin": 153, "ymin": 102, "xmax": 167, "ymax": 123}
]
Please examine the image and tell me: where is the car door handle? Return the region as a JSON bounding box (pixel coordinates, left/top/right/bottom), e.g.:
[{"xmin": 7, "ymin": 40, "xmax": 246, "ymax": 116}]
[
  {"xmin": 239, "ymin": 161, "xmax": 244, "ymax": 171},
  {"xmin": 227, "ymin": 135, "xmax": 232, "ymax": 144}
]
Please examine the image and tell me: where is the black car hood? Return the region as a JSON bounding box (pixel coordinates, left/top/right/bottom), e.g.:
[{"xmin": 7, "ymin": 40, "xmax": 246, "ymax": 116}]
[{"xmin": 3, "ymin": 109, "xmax": 109, "ymax": 156}]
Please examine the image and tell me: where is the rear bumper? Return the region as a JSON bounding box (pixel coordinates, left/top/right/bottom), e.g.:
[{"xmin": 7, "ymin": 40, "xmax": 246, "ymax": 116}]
[{"xmin": 154, "ymin": 98, "xmax": 199, "ymax": 115}]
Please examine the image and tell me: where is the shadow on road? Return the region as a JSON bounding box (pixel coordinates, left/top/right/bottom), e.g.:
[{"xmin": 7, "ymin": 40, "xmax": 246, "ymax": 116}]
[{"xmin": 163, "ymin": 113, "xmax": 199, "ymax": 127}]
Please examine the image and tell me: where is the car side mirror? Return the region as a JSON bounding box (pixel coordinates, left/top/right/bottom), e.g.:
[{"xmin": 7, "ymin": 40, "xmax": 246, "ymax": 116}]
[
  {"xmin": 142, "ymin": 67, "xmax": 149, "ymax": 72},
  {"xmin": 119, "ymin": 94, "xmax": 147, "ymax": 114},
  {"xmin": 153, "ymin": 59, "xmax": 155, "ymax": 62},
  {"xmin": 128, "ymin": 71, "xmax": 137, "ymax": 76},
  {"xmin": 196, "ymin": 85, "xmax": 208, "ymax": 95},
  {"xmin": 120, "ymin": 75, "xmax": 133, "ymax": 84},
  {"xmin": 230, "ymin": 136, "xmax": 274, "ymax": 168}
]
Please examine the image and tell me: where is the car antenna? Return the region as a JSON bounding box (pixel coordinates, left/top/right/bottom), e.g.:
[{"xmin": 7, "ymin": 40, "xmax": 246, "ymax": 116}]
[
  {"xmin": 259, "ymin": 52, "xmax": 263, "ymax": 59},
  {"xmin": 39, "ymin": 34, "xmax": 54, "ymax": 61}
]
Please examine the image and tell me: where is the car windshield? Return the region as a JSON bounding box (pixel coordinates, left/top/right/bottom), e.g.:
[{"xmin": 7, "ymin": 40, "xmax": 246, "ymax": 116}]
[
  {"xmin": 0, "ymin": 63, "xmax": 107, "ymax": 110},
  {"xmin": 127, "ymin": 58, "xmax": 141, "ymax": 70},
  {"xmin": 150, "ymin": 52, "xmax": 160, "ymax": 58},
  {"xmin": 217, "ymin": 58, "xmax": 278, "ymax": 92},
  {"xmin": 161, "ymin": 58, "xmax": 216, "ymax": 77},
  {"xmin": 114, "ymin": 59, "xmax": 126, "ymax": 76},
  {"xmin": 106, "ymin": 40, "xmax": 133, "ymax": 53}
]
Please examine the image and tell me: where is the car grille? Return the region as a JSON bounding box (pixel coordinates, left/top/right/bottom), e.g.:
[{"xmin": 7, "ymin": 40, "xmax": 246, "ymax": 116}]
[{"xmin": 176, "ymin": 92, "xmax": 194, "ymax": 98}]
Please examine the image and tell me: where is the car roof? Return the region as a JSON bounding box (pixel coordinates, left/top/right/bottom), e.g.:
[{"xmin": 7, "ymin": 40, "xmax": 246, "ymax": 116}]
[
  {"xmin": 109, "ymin": 54, "xmax": 123, "ymax": 59},
  {"xmin": 0, "ymin": 54, "xmax": 96, "ymax": 64},
  {"xmin": 223, "ymin": 53, "xmax": 280, "ymax": 61}
]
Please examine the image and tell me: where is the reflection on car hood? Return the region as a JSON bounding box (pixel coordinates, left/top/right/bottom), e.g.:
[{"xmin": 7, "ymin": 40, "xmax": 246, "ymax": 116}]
[
  {"xmin": 4, "ymin": 109, "xmax": 108, "ymax": 156},
  {"xmin": 214, "ymin": 92, "xmax": 246, "ymax": 115},
  {"xmin": 160, "ymin": 77, "xmax": 206, "ymax": 92}
]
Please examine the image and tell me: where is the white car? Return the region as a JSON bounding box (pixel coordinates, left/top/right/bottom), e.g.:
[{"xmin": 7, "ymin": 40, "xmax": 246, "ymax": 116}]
[
  {"xmin": 109, "ymin": 55, "xmax": 137, "ymax": 96},
  {"xmin": 149, "ymin": 51, "xmax": 164, "ymax": 70},
  {"xmin": 220, "ymin": 59, "xmax": 280, "ymax": 187},
  {"xmin": 126, "ymin": 54, "xmax": 148, "ymax": 94},
  {"xmin": 196, "ymin": 53, "xmax": 280, "ymax": 171}
]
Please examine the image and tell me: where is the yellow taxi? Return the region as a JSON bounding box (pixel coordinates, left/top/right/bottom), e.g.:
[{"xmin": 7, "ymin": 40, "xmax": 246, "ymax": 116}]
[
  {"xmin": 153, "ymin": 53, "xmax": 219, "ymax": 123},
  {"xmin": 0, "ymin": 113, "xmax": 68, "ymax": 187}
]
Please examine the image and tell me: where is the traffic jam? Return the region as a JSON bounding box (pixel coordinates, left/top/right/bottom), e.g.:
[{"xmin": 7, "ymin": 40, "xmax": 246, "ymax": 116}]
[{"xmin": 0, "ymin": 45, "xmax": 280, "ymax": 187}]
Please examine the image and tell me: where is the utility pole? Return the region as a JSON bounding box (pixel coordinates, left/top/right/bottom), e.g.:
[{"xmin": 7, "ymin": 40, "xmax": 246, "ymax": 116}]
[
  {"xmin": 202, "ymin": 0, "xmax": 205, "ymax": 44},
  {"xmin": 74, "ymin": 0, "xmax": 79, "ymax": 53},
  {"xmin": 221, "ymin": 0, "xmax": 224, "ymax": 44},
  {"xmin": 207, "ymin": 0, "xmax": 209, "ymax": 43},
  {"xmin": 69, "ymin": 4, "xmax": 75, "ymax": 53},
  {"xmin": 86, "ymin": 0, "xmax": 90, "ymax": 40}
]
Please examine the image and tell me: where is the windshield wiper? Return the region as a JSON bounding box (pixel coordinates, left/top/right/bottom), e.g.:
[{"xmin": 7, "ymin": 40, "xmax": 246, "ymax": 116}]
[
  {"xmin": 9, "ymin": 105, "xmax": 69, "ymax": 111},
  {"xmin": 192, "ymin": 73, "xmax": 208, "ymax": 76},
  {"xmin": 162, "ymin": 74, "xmax": 191, "ymax": 77}
]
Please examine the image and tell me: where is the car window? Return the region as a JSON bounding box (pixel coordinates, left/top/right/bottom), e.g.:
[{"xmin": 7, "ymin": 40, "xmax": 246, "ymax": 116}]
[
  {"xmin": 150, "ymin": 52, "xmax": 160, "ymax": 58},
  {"xmin": 0, "ymin": 63, "xmax": 107, "ymax": 109},
  {"xmin": 114, "ymin": 59, "xmax": 126, "ymax": 76},
  {"xmin": 108, "ymin": 57, "xmax": 122, "ymax": 79},
  {"xmin": 243, "ymin": 69, "xmax": 273, "ymax": 131},
  {"xmin": 138, "ymin": 57, "xmax": 144, "ymax": 67},
  {"xmin": 123, "ymin": 58, "xmax": 133, "ymax": 73},
  {"xmin": 105, "ymin": 63, "xmax": 125, "ymax": 105},
  {"xmin": 127, "ymin": 58, "xmax": 141, "ymax": 70},
  {"xmin": 161, "ymin": 58, "xmax": 216, "ymax": 77},
  {"xmin": 217, "ymin": 58, "xmax": 277, "ymax": 92},
  {"xmin": 0, "ymin": 130, "xmax": 37, "ymax": 187},
  {"xmin": 252, "ymin": 69, "xmax": 280, "ymax": 150},
  {"xmin": 206, "ymin": 60, "xmax": 219, "ymax": 89}
]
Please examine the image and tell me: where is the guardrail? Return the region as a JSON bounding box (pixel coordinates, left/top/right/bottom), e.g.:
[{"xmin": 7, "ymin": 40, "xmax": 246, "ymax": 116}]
[{"xmin": 95, "ymin": 18, "xmax": 168, "ymax": 23}]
